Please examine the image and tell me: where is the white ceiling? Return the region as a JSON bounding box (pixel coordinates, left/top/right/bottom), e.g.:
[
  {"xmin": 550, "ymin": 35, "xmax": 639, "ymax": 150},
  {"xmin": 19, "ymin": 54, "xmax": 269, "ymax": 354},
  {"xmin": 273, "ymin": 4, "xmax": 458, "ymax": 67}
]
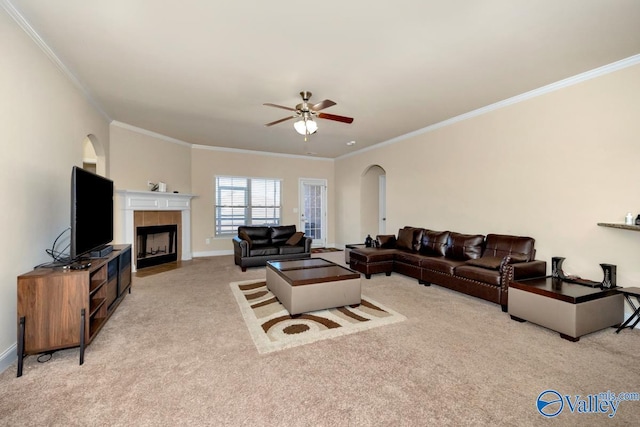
[{"xmin": 6, "ymin": 0, "xmax": 640, "ymax": 158}]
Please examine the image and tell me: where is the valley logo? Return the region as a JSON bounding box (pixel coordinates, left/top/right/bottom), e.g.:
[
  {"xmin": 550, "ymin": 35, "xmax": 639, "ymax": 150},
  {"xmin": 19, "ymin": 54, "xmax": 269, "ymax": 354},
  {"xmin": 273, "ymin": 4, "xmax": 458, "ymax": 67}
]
[{"xmin": 537, "ymin": 389, "xmax": 639, "ymax": 418}]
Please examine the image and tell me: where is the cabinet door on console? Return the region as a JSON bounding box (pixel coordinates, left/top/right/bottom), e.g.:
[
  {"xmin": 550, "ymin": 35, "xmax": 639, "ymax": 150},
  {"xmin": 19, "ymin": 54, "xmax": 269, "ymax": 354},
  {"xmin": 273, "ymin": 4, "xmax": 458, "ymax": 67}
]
[{"xmin": 18, "ymin": 271, "xmax": 88, "ymax": 353}]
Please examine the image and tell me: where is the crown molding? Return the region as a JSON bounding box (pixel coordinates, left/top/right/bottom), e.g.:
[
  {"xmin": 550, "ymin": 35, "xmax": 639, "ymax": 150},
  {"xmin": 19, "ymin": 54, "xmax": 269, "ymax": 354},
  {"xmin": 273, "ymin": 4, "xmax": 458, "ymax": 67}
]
[
  {"xmin": 110, "ymin": 121, "xmax": 193, "ymax": 147},
  {"xmin": 2, "ymin": 0, "xmax": 111, "ymax": 121},
  {"xmin": 112, "ymin": 121, "xmax": 333, "ymax": 161},
  {"xmin": 192, "ymin": 144, "xmax": 334, "ymax": 161},
  {"xmin": 338, "ymin": 54, "xmax": 640, "ymax": 161}
]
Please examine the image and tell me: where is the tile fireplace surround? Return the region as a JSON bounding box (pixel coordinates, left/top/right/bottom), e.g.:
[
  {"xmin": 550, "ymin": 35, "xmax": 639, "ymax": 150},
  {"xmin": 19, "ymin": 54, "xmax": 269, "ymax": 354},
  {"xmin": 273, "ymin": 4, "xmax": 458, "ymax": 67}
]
[{"xmin": 117, "ymin": 190, "xmax": 195, "ymax": 271}]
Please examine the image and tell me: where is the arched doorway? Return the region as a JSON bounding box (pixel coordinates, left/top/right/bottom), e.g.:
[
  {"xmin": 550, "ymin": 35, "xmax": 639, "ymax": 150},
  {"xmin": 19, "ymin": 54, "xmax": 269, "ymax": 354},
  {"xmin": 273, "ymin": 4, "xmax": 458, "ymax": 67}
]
[{"xmin": 360, "ymin": 165, "xmax": 386, "ymax": 240}]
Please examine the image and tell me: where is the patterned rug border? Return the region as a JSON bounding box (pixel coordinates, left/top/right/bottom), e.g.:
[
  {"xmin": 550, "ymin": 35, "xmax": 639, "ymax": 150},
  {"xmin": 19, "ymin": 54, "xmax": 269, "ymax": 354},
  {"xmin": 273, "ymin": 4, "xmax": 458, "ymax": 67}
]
[
  {"xmin": 310, "ymin": 247, "xmax": 343, "ymax": 253},
  {"xmin": 230, "ymin": 279, "xmax": 406, "ymax": 354}
]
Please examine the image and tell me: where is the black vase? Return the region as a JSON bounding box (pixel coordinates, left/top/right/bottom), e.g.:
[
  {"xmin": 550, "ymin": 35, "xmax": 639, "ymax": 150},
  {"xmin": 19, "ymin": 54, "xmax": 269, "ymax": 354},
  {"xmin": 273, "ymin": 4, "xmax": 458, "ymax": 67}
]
[{"xmin": 365, "ymin": 234, "xmax": 373, "ymax": 247}]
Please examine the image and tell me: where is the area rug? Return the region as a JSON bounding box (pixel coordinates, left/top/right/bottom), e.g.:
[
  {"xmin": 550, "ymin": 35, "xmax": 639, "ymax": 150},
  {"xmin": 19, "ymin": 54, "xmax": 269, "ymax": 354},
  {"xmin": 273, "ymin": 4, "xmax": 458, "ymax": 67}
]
[
  {"xmin": 311, "ymin": 247, "xmax": 342, "ymax": 253},
  {"xmin": 230, "ymin": 279, "xmax": 406, "ymax": 354}
]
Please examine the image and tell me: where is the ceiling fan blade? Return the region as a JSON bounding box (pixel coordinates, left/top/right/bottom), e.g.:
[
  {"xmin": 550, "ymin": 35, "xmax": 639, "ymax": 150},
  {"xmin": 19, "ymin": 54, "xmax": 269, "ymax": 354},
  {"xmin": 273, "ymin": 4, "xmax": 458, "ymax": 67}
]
[
  {"xmin": 317, "ymin": 112, "xmax": 354, "ymax": 124},
  {"xmin": 265, "ymin": 116, "xmax": 295, "ymax": 126},
  {"xmin": 310, "ymin": 99, "xmax": 336, "ymax": 112},
  {"xmin": 263, "ymin": 103, "xmax": 297, "ymax": 112}
]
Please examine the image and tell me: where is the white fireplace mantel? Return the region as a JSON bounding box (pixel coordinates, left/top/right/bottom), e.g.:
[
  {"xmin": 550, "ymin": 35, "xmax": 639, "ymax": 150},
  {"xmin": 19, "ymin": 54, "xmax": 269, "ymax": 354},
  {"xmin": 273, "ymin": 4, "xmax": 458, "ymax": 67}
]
[{"xmin": 117, "ymin": 190, "xmax": 196, "ymax": 271}]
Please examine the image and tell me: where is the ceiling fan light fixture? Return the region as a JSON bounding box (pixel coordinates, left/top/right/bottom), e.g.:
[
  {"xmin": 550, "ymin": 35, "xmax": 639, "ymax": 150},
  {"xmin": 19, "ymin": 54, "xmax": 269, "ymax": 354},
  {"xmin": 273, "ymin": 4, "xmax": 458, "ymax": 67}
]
[{"xmin": 293, "ymin": 117, "xmax": 318, "ymax": 135}]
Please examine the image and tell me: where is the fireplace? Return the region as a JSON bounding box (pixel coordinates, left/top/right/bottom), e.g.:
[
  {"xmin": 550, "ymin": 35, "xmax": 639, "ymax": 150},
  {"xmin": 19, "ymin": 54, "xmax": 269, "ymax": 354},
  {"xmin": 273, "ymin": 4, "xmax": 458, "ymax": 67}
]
[
  {"xmin": 136, "ymin": 224, "xmax": 178, "ymax": 269},
  {"xmin": 117, "ymin": 190, "xmax": 195, "ymax": 272}
]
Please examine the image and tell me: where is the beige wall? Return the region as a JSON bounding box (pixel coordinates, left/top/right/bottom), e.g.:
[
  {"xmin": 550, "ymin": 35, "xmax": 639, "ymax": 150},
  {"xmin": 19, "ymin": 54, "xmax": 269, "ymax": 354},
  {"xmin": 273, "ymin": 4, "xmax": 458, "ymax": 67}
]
[
  {"xmin": 109, "ymin": 123, "xmax": 192, "ymax": 193},
  {"xmin": 108, "ymin": 126, "xmax": 335, "ymax": 253},
  {"xmin": 190, "ymin": 147, "xmax": 335, "ymax": 254},
  {"xmin": 336, "ymin": 63, "xmax": 640, "ymax": 285},
  {"xmin": 0, "ymin": 11, "xmax": 109, "ymax": 368},
  {"xmin": 109, "ymin": 123, "xmax": 192, "ymax": 243}
]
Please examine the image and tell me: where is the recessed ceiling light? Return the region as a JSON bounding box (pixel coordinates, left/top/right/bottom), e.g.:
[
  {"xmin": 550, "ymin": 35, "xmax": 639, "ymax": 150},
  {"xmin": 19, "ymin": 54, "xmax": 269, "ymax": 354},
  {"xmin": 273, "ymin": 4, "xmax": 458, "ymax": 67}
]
[{"xmin": 346, "ymin": 140, "xmax": 356, "ymax": 146}]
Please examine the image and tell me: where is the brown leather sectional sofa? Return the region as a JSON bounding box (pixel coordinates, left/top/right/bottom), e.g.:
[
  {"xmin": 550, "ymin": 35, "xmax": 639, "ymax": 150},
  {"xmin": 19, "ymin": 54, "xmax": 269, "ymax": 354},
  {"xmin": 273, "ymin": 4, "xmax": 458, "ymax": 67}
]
[{"xmin": 349, "ymin": 226, "xmax": 547, "ymax": 311}]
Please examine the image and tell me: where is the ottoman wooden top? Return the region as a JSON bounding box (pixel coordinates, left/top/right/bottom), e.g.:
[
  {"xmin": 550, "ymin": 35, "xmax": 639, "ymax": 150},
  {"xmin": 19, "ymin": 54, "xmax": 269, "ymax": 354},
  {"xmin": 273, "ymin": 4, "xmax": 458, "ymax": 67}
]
[{"xmin": 267, "ymin": 258, "xmax": 360, "ymax": 286}]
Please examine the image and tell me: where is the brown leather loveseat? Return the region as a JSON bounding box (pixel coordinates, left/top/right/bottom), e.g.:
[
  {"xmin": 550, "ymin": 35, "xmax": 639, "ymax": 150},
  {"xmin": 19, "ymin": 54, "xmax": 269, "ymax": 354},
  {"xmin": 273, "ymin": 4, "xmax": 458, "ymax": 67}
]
[{"xmin": 349, "ymin": 226, "xmax": 546, "ymax": 311}]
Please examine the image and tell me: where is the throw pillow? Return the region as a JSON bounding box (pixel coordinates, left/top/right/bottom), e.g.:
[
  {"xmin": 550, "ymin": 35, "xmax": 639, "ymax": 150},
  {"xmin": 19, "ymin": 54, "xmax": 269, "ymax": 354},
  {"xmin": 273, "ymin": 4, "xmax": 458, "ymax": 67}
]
[
  {"xmin": 239, "ymin": 230, "xmax": 252, "ymax": 249},
  {"xmin": 445, "ymin": 232, "xmax": 485, "ymax": 260},
  {"xmin": 420, "ymin": 230, "xmax": 449, "ymax": 256},
  {"xmin": 285, "ymin": 231, "xmax": 304, "ymax": 246},
  {"xmin": 376, "ymin": 235, "xmax": 397, "ymax": 248},
  {"xmin": 396, "ymin": 228, "xmax": 414, "ymax": 251}
]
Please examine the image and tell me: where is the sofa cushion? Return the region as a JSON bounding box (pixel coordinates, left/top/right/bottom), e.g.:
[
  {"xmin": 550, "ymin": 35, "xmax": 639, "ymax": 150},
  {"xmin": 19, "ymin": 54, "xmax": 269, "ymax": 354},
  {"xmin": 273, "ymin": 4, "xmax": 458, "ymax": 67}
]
[
  {"xmin": 483, "ymin": 234, "xmax": 535, "ymax": 262},
  {"xmin": 376, "ymin": 234, "xmax": 397, "ymax": 248},
  {"xmin": 249, "ymin": 247, "xmax": 278, "ymax": 257},
  {"xmin": 279, "ymin": 245, "xmax": 305, "ymax": 255},
  {"xmin": 465, "ymin": 256, "xmax": 503, "ymax": 270},
  {"xmin": 285, "ymin": 231, "xmax": 304, "ymax": 246},
  {"xmin": 398, "ymin": 227, "xmax": 423, "ymax": 252},
  {"xmin": 419, "ymin": 230, "xmax": 449, "ymax": 256},
  {"xmin": 270, "ymin": 225, "xmax": 297, "ymax": 246},
  {"xmin": 403, "ymin": 227, "xmax": 424, "ymax": 251},
  {"xmin": 445, "ymin": 232, "xmax": 485, "ymax": 261},
  {"xmin": 454, "ymin": 265, "xmax": 501, "ymax": 286},
  {"xmin": 394, "ymin": 251, "xmax": 424, "ymax": 265},
  {"xmin": 350, "ymin": 248, "xmax": 396, "ymax": 263},
  {"xmin": 420, "ymin": 256, "xmax": 467, "ymax": 275},
  {"xmin": 396, "ymin": 228, "xmax": 415, "ymax": 251},
  {"xmin": 238, "ymin": 226, "xmax": 271, "ymax": 247}
]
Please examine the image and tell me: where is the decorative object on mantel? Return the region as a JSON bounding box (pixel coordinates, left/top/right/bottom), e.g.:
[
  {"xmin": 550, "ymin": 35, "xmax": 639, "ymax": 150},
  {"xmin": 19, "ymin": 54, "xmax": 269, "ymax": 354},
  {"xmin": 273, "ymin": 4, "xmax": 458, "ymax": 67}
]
[
  {"xmin": 552, "ymin": 256, "xmax": 617, "ymax": 289},
  {"xmin": 636, "ymin": 214, "xmax": 640, "ymax": 226},
  {"xmin": 149, "ymin": 181, "xmax": 167, "ymax": 192},
  {"xmin": 625, "ymin": 212, "xmax": 633, "ymax": 225}
]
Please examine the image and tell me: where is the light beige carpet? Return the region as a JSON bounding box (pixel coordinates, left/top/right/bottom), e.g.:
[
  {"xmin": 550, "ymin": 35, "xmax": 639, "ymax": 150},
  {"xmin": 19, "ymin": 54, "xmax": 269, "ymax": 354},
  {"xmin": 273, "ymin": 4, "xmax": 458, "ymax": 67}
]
[
  {"xmin": 230, "ymin": 279, "xmax": 406, "ymax": 354},
  {"xmin": 1, "ymin": 254, "xmax": 639, "ymax": 426}
]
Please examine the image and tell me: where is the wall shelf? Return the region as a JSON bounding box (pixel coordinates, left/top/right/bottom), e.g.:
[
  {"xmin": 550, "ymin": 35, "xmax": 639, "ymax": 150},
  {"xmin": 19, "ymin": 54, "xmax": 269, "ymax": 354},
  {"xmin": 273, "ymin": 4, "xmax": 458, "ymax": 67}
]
[{"xmin": 597, "ymin": 223, "xmax": 640, "ymax": 232}]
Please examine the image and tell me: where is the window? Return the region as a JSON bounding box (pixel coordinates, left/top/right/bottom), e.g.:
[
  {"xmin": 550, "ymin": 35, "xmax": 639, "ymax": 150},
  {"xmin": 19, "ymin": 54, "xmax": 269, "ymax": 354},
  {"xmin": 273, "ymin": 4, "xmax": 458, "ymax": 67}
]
[{"xmin": 215, "ymin": 176, "xmax": 281, "ymax": 236}]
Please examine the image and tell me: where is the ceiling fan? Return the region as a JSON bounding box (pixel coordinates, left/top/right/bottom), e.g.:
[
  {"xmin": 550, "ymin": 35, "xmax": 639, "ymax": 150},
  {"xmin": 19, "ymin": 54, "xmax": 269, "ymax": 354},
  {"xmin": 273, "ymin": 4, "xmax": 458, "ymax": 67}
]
[{"xmin": 264, "ymin": 91, "xmax": 354, "ymax": 139}]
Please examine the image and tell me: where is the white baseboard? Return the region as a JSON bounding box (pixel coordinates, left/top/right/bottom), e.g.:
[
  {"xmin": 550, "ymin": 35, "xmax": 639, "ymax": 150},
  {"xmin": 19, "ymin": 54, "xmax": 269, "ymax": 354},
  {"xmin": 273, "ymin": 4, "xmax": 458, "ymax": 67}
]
[
  {"xmin": 0, "ymin": 343, "xmax": 17, "ymax": 375},
  {"xmin": 193, "ymin": 250, "xmax": 234, "ymax": 258}
]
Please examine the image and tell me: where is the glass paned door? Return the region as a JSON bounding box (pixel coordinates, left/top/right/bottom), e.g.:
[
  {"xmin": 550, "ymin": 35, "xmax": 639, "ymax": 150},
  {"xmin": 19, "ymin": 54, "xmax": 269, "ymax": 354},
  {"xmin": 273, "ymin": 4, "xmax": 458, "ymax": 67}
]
[{"xmin": 300, "ymin": 179, "xmax": 327, "ymax": 247}]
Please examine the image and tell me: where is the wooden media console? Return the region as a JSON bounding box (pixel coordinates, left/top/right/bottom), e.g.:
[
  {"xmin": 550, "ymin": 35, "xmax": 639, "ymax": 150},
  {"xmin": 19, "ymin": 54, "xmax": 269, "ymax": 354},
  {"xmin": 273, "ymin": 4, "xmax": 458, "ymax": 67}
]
[{"xmin": 16, "ymin": 244, "xmax": 132, "ymax": 376}]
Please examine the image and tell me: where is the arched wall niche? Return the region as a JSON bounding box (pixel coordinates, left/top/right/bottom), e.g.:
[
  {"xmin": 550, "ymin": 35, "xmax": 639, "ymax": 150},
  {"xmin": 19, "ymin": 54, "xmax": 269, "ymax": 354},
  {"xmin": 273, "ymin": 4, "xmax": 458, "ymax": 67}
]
[{"xmin": 83, "ymin": 134, "xmax": 106, "ymax": 176}]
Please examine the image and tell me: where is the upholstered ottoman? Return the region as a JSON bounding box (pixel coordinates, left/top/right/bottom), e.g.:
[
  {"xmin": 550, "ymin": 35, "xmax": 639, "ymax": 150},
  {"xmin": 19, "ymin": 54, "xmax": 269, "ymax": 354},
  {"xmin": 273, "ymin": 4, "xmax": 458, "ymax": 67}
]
[
  {"xmin": 266, "ymin": 258, "xmax": 361, "ymax": 315},
  {"xmin": 349, "ymin": 248, "xmax": 396, "ymax": 279}
]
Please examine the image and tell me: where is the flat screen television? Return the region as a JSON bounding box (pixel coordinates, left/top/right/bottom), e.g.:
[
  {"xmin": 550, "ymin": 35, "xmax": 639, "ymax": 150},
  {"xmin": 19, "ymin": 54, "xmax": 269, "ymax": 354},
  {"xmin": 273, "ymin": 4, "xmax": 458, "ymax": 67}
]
[{"xmin": 70, "ymin": 166, "xmax": 114, "ymax": 260}]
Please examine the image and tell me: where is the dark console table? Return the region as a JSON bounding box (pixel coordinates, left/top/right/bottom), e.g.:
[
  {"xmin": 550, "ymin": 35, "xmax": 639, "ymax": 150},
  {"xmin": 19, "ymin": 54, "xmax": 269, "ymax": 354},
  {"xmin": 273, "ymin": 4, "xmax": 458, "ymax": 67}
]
[
  {"xmin": 509, "ymin": 276, "xmax": 623, "ymax": 341},
  {"xmin": 615, "ymin": 287, "xmax": 640, "ymax": 333}
]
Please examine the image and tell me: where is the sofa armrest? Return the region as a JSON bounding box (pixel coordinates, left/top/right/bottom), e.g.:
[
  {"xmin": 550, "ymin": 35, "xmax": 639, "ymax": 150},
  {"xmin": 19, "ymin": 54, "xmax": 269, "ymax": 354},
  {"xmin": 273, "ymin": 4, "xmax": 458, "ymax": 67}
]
[
  {"xmin": 232, "ymin": 236, "xmax": 249, "ymax": 257},
  {"xmin": 500, "ymin": 259, "xmax": 547, "ymax": 292},
  {"xmin": 499, "ymin": 259, "xmax": 546, "ymax": 309},
  {"xmin": 303, "ymin": 236, "xmax": 312, "ymax": 253},
  {"xmin": 511, "ymin": 260, "xmax": 547, "ymax": 280}
]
